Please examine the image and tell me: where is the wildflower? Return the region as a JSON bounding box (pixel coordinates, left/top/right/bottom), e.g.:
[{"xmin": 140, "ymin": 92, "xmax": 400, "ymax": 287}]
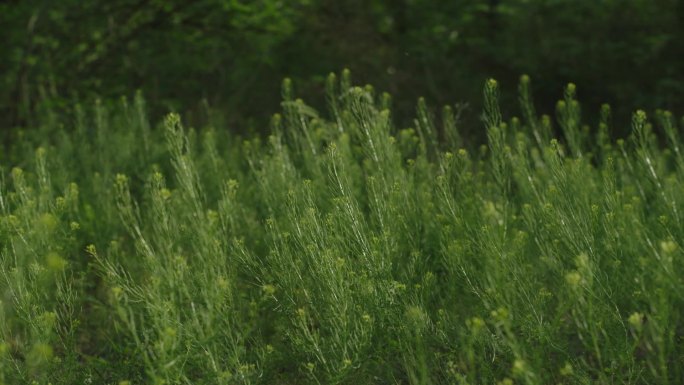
[
  {"xmin": 342, "ymin": 358, "xmax": 352, "ymax": 368},
  {"xmin": 38, "ymin": 311, "xmax": 57, "ymax": 330},
  {"xmin": 466, "ymin": 317, "xmax": 485, "ymax": 334},
  {"xmin": 11, "ymin": 167, "xmax": 23, "ymax": 180},
  {"xmin": 207, "ymin": 209, "xmax": 218, "ymax": 223},
  {"xmin": 660, "ymin": 240, "xmax": 677, "ymax": 254},
  {"xmin": 160, "ymin": 188, "xmax": 172, "ymax": 200},
  {"xmin": 111, "ymin": 286, "xmax": 124, "ymax": 301},
  {"xmin": 305, "ymin": 362, "xmax": 315, "ymax": 372},
  {"xmin": 591, "ymin": 204, "xmax": 599, "ymax": 215},
  {"xmin": 490, "ymin": 307, "xmax": 509, "ymax": 323},
  {"xmin": 227, "ymin": 178, "xmax": 239, "ymax": 191},
  {"xmin": 217, "ymin": 277, "xmax": 230, "ymax": 291},
  {"xmin": 565, "ymin": 271, "xmax": 581, "ymax": 287},
  {"xmin": 575, "ymin": 252, "xmax": 589, "ymax": 268},
  {"xmin": 560, "ymin": 362, "xmax": 573, "ymax": 376},
  {"xmin": 628, "ymin": 312, "xmax": 644, "ymax": 331},
  {"xmin": 46, "ymin": 252, "xmax": 67, "ymax": 272},
  {"xmin": 85, "ymin": 244, "xmax": 97, "ymax": 256},
  {"xmin": 115, "ymin": 173, "xmax": 128, "ymax": 186},
  {"xmin": 68, "ymin": 182, "xmax": 79, "ymax": 198},
  {"xmin": 512, "ymin": 359, "xmax": 527, "ymax": 376},
  {"xmin": 658, "ymin": 215, "xmax": 668, "ymax": 225},
  {"xmin": 634, "ymin": 109, "xmax": 647, "ymax": 122},
  {"xmin": 262, "ymin": 284, "xmax": 276, "ymax": 296}
]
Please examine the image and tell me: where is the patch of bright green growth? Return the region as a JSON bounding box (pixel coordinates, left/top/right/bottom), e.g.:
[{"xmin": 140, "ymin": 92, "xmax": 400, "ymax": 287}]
[{"xmin": 0, "ymin": 72, "xmax": 683, "ymax": 384}]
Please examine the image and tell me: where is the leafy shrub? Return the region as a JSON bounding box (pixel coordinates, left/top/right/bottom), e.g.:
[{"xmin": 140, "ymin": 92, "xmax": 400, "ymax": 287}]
[{"xmin": 0, "ymin": 72, "xmax": 683, "ymax": 384}]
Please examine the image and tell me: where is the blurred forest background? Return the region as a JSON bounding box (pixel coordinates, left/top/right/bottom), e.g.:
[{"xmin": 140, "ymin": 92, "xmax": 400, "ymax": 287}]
[{"xmin": 2, "ymin": 0, "xmax": 683, "ymax": 140}]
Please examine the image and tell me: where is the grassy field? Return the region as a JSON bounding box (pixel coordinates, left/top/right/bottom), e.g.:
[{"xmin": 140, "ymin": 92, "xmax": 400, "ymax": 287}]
[{"xmin": 0, "ymin": 72, "xmax": 682, "ymax": 384}]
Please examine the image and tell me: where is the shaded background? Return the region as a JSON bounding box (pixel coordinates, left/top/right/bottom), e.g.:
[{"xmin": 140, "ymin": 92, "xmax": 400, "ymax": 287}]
[{"xmin": 1, "ymin": 0, "xmax": 683, "ymax": 140}]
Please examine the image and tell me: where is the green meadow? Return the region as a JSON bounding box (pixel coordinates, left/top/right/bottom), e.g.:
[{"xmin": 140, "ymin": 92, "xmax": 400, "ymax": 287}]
[{"xmin": 0, "ymin": 71, "xmax": 682, "ymax": 384}]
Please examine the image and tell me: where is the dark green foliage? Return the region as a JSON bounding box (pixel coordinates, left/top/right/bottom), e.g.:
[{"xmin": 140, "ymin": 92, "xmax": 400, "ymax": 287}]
[{"xmin": 2, "ymin": 0, "xmax": 683, "ymax": 136}]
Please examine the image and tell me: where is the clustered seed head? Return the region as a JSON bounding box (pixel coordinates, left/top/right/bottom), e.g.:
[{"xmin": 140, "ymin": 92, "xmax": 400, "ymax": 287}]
[
  {"xmin": 660, "ymin": 240, "xmax": 677, "ymax": 254},
  {"xmin": 560, "ymin": 362, "xmax": 573, "ymax": 376},
  {"xmin": 565, "ymin": 271, "xmax": 582, "ymax": 287},
  {"xmin": 628, "ymin": 312, "xmax": 644, "ymax": 330}
]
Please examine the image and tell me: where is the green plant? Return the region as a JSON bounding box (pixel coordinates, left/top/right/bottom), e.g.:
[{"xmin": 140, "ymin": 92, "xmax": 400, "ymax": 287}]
[{"xmin": 0, "ymin": 72, "xmax": 683, "ymax": 384}]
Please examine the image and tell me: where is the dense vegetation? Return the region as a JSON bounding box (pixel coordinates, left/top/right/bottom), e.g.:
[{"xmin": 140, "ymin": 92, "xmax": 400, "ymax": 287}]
[
  {"xmin": 2, "ymin": 0, "xmax": 684, "ymax": 134},
  {"xmin": 3, "ymin": 1, "xmax": 683, "ymax": 384},
  {"xmin": 0, "ymin": 71, "xmax": 682, "ymax": 384}
]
